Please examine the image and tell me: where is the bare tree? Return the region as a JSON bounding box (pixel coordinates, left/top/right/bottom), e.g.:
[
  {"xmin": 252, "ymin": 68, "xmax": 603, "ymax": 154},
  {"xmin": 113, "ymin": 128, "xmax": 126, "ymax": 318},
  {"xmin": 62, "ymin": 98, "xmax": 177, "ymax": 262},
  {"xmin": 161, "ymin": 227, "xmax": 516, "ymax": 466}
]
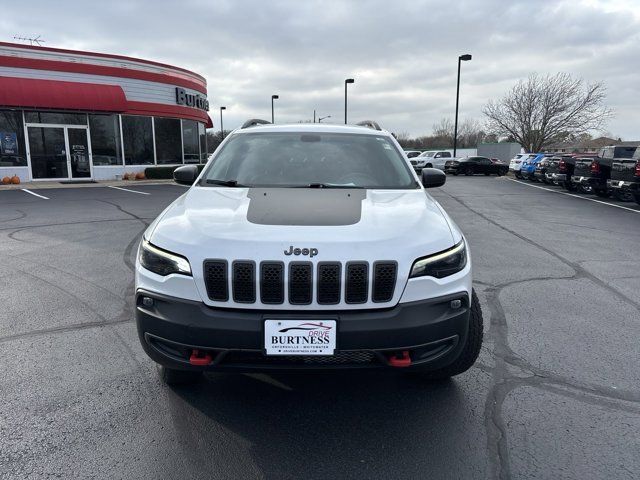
[{"xmin": 483, "ymin": 73, "xmax": 612, "ymax": 152}]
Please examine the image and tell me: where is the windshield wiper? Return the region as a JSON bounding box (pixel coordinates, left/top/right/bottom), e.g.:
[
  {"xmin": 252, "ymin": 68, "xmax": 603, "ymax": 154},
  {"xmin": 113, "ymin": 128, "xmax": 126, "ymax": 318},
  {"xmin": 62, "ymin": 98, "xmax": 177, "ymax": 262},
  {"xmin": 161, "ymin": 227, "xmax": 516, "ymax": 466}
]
[
  {"xmin": 304, "ymin": 183, "xmax": 363, "ymax": 189},
  {"xmin": 205, "ymin": 179, "xmax": 247, "ymax": 187}
]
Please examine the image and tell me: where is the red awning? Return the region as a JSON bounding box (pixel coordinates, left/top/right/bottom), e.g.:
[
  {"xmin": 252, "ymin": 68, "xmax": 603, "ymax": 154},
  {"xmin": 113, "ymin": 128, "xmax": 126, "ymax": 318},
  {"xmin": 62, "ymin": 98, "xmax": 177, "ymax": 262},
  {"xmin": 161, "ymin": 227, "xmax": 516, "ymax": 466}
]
[
  {"xmin": 0, "ymin": 76, "xmax": 127, "ymax": 112},
  {"xmin": 206, "ymin": 114, "xmax": 213, "ymax": 129}
]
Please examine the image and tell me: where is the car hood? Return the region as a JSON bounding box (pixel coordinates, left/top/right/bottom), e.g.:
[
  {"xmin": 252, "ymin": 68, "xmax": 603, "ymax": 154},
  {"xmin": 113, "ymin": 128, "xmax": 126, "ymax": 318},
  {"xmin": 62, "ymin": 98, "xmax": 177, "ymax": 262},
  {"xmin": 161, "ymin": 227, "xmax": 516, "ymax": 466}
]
[{"xmin": 146, "ymin": 186, "xmax": 462, "ymax": 307}]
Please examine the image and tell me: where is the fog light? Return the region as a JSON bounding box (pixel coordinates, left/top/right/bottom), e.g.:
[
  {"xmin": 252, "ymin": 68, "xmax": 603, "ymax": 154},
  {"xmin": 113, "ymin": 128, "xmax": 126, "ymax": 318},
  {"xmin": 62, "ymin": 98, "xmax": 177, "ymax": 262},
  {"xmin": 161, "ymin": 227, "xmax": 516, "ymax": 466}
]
[
  {"xmin": 450, "ymin": 299, "xmax": 462, "ymax": 309},
  {"xmin": 142, "ymin": 297, "xmax": 154, "ymax": 307}
]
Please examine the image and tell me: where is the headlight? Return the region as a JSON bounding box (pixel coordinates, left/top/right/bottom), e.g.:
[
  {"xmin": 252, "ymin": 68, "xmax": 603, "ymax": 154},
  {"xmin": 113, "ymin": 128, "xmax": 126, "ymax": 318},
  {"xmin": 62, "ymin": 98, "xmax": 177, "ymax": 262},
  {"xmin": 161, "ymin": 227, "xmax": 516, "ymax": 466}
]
[
  {"xmin": 139, "ymin": 238, "xmax": 192, "ymax": 276},
  {"xmin": 409, "ymin": 240, "xmax": 467, "ymax": 279}
]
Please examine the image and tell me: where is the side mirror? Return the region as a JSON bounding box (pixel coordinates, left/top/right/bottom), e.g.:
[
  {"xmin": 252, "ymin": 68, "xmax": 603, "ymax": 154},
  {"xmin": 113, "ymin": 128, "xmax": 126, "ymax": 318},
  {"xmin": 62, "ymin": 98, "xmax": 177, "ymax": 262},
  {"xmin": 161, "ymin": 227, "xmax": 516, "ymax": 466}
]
[
  {"xmin": 173, "ymin": 165, "xmax": 199, "ymax": 185},
  {"xmin": 421, "ymin": 167, "xmax": 446, "ymax": 188}
]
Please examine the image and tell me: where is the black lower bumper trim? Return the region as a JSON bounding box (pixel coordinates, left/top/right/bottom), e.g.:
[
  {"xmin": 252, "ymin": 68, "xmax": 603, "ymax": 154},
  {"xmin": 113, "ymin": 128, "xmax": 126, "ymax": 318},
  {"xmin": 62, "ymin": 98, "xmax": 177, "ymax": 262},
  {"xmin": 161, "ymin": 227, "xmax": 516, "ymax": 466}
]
[{"xmin": 135, "ymin": 290, "xmax": 470, "ymax": 371}]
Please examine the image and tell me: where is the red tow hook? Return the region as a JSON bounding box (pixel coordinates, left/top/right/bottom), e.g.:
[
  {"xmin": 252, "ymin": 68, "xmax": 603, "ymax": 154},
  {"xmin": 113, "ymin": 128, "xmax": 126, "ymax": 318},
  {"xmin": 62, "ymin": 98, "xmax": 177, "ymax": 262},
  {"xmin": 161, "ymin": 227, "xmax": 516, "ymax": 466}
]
[
  {"xmin": 388, "ymin": 350, "xmax": 412, "ymax": 367},
  {"xmin": 189, "ymin": 349, "xmax": 213, "ymax": 366}
]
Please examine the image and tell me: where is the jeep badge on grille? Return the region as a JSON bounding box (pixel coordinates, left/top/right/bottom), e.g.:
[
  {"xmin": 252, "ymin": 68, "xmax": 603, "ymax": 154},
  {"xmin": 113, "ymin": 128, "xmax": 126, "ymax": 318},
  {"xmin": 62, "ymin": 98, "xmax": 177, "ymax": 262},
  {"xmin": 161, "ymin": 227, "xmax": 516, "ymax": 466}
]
[{"xmin": 284, "ymin": 246, "xmax": 318, "ymax": 258}]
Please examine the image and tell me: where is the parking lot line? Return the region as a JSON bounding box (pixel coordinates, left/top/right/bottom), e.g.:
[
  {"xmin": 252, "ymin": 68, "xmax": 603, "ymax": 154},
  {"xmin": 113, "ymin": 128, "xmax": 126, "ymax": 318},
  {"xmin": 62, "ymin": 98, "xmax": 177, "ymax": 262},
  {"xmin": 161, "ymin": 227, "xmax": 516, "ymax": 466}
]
[
  {"xmin": 21, "ymin": 189, "xmax": 49, "ymax": 200},
  {"xmin": 107, "ymin": 185, "xmax": 151, "ymax": 195},
  {"xmin": 506, "ymin": 178, "xmax": 640, "ymax": 214}
]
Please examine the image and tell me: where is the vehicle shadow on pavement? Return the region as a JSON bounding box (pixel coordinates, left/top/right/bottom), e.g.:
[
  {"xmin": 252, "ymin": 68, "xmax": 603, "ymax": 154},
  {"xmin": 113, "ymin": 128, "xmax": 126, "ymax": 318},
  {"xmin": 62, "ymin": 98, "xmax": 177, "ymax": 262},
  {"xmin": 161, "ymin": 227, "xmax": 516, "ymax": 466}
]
[{"xmin": 165, "ymin": 371, "xmax": 486, "ymax": 478}]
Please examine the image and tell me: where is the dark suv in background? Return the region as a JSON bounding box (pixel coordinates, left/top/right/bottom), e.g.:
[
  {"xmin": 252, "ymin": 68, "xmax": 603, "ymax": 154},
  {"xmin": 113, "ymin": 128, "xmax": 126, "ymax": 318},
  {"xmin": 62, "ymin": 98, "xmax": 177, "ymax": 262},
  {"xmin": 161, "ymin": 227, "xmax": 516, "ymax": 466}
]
[{"xmin": 444, "ymin": 156, "xmax": 508, "ymax": 176}]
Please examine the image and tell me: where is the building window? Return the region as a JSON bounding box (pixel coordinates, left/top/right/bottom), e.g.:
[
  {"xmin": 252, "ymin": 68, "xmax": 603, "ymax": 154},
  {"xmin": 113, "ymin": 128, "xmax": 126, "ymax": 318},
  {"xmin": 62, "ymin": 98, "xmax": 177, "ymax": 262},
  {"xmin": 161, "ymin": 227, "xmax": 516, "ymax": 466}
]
[
  {"xmin": 24, "ymin": 111, "xmax": 87, "ymax": 125},
  {"xmin": 122, "ymin": 115, "xmax": 154, "ymax": 165},
  {"xmin": 154, "ymin": 118, "xmax": 182, "ymax": 164},
  {"xmin": 199, "ymin": 122, "xmax": 207, "ymax": 162},
  {"xmin": 182, "ymin": 119, "xmax": 200, "ymax": 163},
  {"xmin": 0, "ymin": 110, "xmax": 27, "ymax": 167},
  {"xmin": 88, "ymin": 114, "xmax": 122, "ymax": 166}
]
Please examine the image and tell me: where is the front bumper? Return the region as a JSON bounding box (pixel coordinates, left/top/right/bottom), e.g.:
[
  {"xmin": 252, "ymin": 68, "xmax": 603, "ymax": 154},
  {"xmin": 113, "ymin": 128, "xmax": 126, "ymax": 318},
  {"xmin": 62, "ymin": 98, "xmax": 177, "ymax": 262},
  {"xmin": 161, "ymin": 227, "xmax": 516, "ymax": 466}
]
[
  {"xmin": 607, "ymin": 179, "xmax": 640, "ymax": 192},
  {"xmin": 136, "ymin": 290, "xmax": 470, "ymax": 371}
]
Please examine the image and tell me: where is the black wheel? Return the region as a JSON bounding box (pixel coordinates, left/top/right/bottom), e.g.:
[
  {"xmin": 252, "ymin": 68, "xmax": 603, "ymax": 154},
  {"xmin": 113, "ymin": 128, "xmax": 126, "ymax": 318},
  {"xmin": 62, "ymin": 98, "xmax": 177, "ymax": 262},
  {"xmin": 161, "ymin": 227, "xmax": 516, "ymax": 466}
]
[
  {"xmin": 158, "ymin": 365, "xmax": 203, "ymax": 386},
  {"xmin": 634, "ymin": 193, "xmax": 640, "ymax": 206},
  {"xmin": 594, "ymin": 188, "xmax": 609, "ymax": 198},
  {"xmin": 412, "ymin": 289, "xmax": 483, "ymax": 380},
  {"xmin": 484, "ymin": 172, "xmax": 490, "ymax": 176},
  {"xmin": 464, "ymin": 167, "xmax": 474, "ymax": 176},
  {"xmin": 452, "ymin": 172, "xmax": 459, "ymax": 176},
  {"xmin": 576, "ymin": 184, "xmax": 593, "ymax": 194},
  {"xmin": 563, "ymin": 181, "xmax": 577, "ymax": 192},
  {"xmin": 612, "ymin": 189, "xmax": 634, "ymax": 202},
  {"xmin": 424, "ymin": 163, "xmax": 432, "ymax": 168}
]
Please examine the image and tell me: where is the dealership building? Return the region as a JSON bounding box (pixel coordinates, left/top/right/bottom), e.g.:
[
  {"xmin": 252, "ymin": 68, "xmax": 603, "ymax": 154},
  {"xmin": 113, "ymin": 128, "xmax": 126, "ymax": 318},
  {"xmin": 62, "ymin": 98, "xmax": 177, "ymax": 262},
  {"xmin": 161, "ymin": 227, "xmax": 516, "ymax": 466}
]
[{"xmin": 0, "ymin": 42, "xmax": 212, "ymax": 182}]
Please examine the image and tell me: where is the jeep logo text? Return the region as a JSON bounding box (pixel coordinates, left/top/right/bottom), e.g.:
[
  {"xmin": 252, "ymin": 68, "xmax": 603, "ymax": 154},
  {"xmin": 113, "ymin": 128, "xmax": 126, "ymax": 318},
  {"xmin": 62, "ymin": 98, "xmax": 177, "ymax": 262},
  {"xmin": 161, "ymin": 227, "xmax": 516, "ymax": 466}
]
[{"xmin": 284, "ymin": 246, "xmax": 318, "ymax": 258}]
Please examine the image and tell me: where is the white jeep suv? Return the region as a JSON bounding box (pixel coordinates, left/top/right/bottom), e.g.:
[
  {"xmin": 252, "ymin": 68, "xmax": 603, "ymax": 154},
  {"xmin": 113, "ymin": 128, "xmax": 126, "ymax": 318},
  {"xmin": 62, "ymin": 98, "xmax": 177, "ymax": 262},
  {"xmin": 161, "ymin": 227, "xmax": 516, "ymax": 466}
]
[{"xmin": 135, "ymin": 121, "xmax": 482, "ymax": 385}]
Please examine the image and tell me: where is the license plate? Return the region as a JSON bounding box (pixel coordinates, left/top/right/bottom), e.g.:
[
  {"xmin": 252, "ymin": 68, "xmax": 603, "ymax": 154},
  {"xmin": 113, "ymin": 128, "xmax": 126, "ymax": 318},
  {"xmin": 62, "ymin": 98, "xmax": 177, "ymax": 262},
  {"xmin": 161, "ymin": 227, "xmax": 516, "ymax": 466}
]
[{"xmin": 264, "ymin": 320, "xmax": 337, "ymax": 356}]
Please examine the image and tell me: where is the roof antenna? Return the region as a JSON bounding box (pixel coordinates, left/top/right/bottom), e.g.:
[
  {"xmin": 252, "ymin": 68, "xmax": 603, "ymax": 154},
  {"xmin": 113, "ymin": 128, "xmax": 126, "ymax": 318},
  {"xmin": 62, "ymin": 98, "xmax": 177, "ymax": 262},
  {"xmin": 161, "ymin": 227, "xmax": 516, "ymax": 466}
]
[{"xmin": 13, "ymin": 35, "xmax": 46, "ymax": 46}]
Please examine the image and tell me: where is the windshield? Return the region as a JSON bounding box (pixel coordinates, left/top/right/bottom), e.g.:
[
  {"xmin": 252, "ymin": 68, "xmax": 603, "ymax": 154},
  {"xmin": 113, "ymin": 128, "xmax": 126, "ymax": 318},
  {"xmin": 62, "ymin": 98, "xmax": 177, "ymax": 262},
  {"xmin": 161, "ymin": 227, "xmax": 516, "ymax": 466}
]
[
  {"xmin": 419, "ymin": 151, "xmax": 436, "ymax": 157},
  {"xmin": 200, "ymin": 132, "xmax": 418, "ymax": 189}
]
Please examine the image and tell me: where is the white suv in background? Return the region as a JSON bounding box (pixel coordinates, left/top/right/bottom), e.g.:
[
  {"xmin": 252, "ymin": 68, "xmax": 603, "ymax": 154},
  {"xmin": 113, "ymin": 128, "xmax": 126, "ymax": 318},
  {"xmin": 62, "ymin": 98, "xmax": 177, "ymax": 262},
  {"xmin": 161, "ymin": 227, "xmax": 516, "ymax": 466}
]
[
  {"xmin": 135, "ymin": 120, "xmax": 483, "ymax": 385},
  {"xmin": 509, "ymin": 153, "xmax": 532, "ymax": 178},
  {"xmin": 411, "ymin": 150, "xmax": 453, "ymax": 173}
]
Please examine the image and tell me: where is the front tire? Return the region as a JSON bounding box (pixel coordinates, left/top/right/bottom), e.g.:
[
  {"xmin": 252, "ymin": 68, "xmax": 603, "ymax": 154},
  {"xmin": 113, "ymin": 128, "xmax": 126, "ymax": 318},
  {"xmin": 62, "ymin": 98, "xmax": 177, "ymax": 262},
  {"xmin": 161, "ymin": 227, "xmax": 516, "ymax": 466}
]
[
  {"xmin": 413, "ymin": 289, "xmax": 483, "ymax": 380},
  {"xmin": 158, "ymin": 365, "xmax": 203, "ymax": 386},
  {"xmin": 464, "ymin": 167, "xmax": 474, "ymax": 176},
  {"xmin": 594, "ymin": 188, "xmax": 609, "ymax": 198}
]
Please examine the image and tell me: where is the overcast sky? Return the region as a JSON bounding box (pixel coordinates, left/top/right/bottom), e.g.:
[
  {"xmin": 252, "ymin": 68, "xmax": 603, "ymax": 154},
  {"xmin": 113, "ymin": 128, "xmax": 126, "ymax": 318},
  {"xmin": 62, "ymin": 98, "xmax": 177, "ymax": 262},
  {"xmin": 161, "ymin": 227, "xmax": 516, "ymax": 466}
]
[{"xmin": 2, "ymin": 0, "xmax": 639, "ymax": 138}]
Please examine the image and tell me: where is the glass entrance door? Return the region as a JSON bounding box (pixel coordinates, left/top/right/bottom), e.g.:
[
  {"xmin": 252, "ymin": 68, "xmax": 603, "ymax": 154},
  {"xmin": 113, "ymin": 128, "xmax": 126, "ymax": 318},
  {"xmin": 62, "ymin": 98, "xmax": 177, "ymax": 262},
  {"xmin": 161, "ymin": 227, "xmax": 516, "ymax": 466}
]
[
  {"xmin": 28, "ymin": 126, "xmax": 92, "ymax": 180},
  {"xmin": 67, "ymin": 128, "xmax": 91, "ymax": 178},
  {"xmin": 28, "ymin": 127, "xmax": 68, "ymax": 179}
]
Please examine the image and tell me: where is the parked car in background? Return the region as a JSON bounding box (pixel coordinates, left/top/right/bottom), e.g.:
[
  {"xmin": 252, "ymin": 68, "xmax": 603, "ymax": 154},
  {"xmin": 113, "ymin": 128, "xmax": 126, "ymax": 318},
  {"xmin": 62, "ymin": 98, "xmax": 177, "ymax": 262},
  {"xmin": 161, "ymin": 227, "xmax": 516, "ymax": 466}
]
[
  {"xmin": 404, "ymin": 150, "xmax": 422, "ymax": 159},
  {"xmin": 587, "ymin": 145, "xmax": 638, "ymax": 200},
  {"xmin": 608, "ymin": 148, "xmax": 640, "ymax": 203},
  {"xmin": 520, "ymin": 154, "xmax": 545, "ymax": 181},
  {"xmin": 445, "ymin": 156, "xmax": 509, "ymax": 176},
  {"xmin": 509, "ymin": 153, "xmax": 532, "ymax": 178},
  {"xmin": 570, "ymin": 156, "xmax": 601, "ymax": 194},
  {"xmin": 410, "ymin": 150, "xmax": 452, "ymax": 173},
  {"xmin": 545, "ymin": 154, "xmax": 578, "ymax": 191},
  {"xmin": 534, "ymin": 157, "xmax": 552, "ymax": 183}
]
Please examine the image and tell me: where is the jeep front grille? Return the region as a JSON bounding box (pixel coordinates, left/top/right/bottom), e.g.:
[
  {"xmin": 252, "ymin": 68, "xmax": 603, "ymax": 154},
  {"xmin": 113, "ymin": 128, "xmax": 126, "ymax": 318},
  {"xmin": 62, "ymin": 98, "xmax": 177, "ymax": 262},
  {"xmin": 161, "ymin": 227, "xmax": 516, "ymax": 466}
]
[{"xmin": 203, "ymin": 260, "xmax": 397, "ymax": 306}]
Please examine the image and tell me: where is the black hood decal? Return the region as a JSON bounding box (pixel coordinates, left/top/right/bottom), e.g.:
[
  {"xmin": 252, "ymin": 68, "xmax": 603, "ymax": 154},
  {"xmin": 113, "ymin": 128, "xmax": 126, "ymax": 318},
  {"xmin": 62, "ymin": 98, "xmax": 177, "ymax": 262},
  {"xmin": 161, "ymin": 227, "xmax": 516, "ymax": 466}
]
[{"xmin": 247, "ymin": 188, "xmax": 366, "ymax": 226}]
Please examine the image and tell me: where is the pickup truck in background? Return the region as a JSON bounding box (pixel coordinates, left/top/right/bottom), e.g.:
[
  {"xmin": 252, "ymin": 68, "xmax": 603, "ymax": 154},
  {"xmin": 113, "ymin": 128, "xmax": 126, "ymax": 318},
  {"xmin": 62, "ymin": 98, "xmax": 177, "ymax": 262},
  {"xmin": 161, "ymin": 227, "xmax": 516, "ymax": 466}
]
[
  {"xmin": 545, "ymin": 155, "xmax": 578, "ymax": 191},
  {"xmin": 571, "ymin": 146, "xmax": 637, "ymax": 199},
  {"xmin": 608, "ymin": 148, "xmax": 640, "ymax": 204}
]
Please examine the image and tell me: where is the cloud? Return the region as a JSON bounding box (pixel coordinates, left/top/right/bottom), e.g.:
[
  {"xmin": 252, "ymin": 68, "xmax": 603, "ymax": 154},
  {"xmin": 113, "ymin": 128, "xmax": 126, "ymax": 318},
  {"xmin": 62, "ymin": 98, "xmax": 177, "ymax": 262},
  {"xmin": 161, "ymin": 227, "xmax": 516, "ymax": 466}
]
[{"xmin": 2, "ymin": 0, "xmax": 639, "ymax": 138}]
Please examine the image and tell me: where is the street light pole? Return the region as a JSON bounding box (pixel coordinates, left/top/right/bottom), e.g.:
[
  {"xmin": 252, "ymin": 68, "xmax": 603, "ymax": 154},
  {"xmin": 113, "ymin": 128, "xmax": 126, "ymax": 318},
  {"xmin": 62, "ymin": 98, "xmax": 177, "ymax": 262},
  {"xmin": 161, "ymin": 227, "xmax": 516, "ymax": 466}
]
[
  {"xmin": 318, "ymin": 115, "xmax": 331, "ymax": 123},
  {"xmin": 313, "ymin": 109, "xmax": 316, "ymax": 123},
  {"xmin": 344, "ymin": 78, "xmax": 354, "ymax": 124},
  {"xmin": 271, "ymin": 95, "xmax": 279, "ymax": 123},
  {"xmin": 453, "ymin": 54, "xmax": 472, "ymax": 157},
  {"xmin": 219, "ymin": 106, "xmax": 226, "ymax": 140}
]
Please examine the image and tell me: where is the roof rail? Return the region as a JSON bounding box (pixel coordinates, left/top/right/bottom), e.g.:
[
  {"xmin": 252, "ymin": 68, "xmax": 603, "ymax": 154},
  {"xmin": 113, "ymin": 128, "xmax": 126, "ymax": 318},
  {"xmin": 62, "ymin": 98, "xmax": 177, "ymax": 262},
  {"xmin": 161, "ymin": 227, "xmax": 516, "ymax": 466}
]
[
  {"xmin": 241, "ymin": 119, "xmax": 271, "ymax": 129},
  {"xmin": 355, "ymin": 120, "xmax": 382, "ymax": 131}
]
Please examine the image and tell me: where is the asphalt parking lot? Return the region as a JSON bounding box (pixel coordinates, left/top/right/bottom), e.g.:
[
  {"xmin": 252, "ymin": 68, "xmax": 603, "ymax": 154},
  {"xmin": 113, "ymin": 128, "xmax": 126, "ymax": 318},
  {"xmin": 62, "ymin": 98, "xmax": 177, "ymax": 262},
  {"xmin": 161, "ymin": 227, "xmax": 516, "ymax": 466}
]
[{"xmin": 1, "ymin": 177, "xmax": 639, "ymax": 479}]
